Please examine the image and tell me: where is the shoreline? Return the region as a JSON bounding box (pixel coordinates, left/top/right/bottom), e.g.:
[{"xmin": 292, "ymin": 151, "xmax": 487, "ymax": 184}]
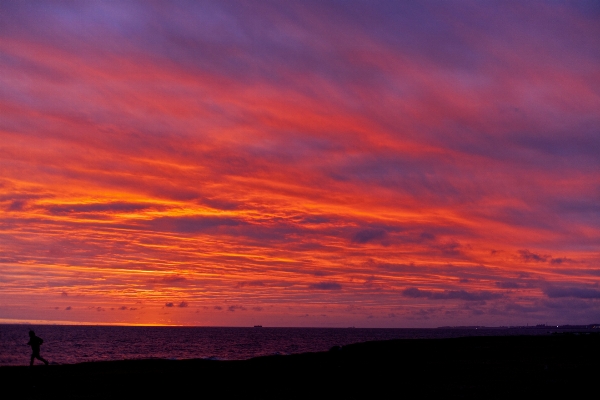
[
  {"xmin": 2, "ymin": 334, "xmax": 599, "ymax": 398},
  {"xmin": 3, "ymin": 324, "xmax": 598, "ymax": 368}
]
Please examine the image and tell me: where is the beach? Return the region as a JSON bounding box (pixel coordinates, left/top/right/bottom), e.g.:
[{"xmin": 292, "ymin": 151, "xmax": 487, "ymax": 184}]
[{"xmin": 2, "ymin": 333, "xmax": 598, "ymax": 399}]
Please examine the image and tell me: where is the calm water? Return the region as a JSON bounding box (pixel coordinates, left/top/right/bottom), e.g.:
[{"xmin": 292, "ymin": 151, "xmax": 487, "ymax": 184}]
[{"xmin": 0, "ymin": 324, "xmax": 575, "ymax": 367}]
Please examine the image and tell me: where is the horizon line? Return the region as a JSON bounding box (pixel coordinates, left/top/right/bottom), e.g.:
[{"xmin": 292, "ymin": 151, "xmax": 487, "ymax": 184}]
[{"xmin": 1, "ymin": 319, "xmax": 598, "ymax": 329}]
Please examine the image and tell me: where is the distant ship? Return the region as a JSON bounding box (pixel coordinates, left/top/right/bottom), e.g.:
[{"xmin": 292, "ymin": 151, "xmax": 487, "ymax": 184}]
[{"xmin": 253, "ymin": 325, "xmax": 262, "ymax": 328}]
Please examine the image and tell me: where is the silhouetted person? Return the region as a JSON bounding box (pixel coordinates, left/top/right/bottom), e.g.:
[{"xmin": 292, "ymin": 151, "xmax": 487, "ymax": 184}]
[{"xmin": 28, "ymin": 330, "xmax": 49, "ymax": 366}]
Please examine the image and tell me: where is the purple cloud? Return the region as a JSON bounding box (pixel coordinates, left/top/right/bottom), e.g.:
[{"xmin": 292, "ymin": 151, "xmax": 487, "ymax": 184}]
[
  {"xmin": 544, "ymin": 287, "xmax": 600, "ymax": 299},
  {"xmin": 309, "ymin": 282, "xmax": 342, "ymax": 290},
  {"xmin": 402, "ymin": 287, "xmax": 502, "ymax": 301}
]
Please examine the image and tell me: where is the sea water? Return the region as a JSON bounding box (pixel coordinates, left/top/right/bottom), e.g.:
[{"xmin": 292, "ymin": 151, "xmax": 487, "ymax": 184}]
[{"xmin": 0, "ymin": 324, "xmax": 575, "ymax": 367}]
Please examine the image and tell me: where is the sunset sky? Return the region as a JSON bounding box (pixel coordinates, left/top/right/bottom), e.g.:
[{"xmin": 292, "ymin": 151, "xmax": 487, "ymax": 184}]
[{"xmin": 1, "ymin": 1, "xmax": 599, "ymax": 327}]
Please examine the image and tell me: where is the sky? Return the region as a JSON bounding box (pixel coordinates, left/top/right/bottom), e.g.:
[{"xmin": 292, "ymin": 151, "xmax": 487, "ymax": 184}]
[{"xmin": 0, "ymin": 1, "xmax": 599, "ymax": 328}]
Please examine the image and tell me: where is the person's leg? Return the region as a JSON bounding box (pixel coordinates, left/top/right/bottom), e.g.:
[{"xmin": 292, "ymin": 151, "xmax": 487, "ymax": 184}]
[
  {"xmin": 38, "ymin": 355, "xmax": 49, "ymax": 365},
  {"xmin": 30, "ymin": 354, "xmax": 35, "ymax": 366}
]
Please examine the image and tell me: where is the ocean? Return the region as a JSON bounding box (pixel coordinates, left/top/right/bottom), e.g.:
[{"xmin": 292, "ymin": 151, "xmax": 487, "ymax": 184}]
[{"xmin": 0, "ymin": 324, "xmax": 577, "ymax": 367}]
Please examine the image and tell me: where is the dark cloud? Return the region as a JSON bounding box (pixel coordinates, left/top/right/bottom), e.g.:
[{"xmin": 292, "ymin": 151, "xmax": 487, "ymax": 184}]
[
  {"xmin": 61, "ymin": 291, "xmax": 68, "ymax": 297},
  {"xmin": 199, "ymin": 197, "xmax": 240, "ymax": 211},
  {"xmin": 495, "ymin": 280, "xmax": 536, "ymax": 289},
  {"xmin": 550, "ymin": 257, "xmax": 573, "ymax": 265},
  {"xmin": 518, "ymin": 250, "xmax": 549, "ymax": 263},
  {"xmin": 352, "ymin": 229, "xmax": 388, "ymax": 244},
  {"xmin": 420, "ymin": 232, "xmax": 435, "ymax": 240},
  {"xmin": 214, "ymin": 306, "xmax": 223, "ymax": 310},
  {"xmin": 45, "ymin": 202, "xmax": 153, "ymax": 215},
  {"xmin": 543, "ymin": 286, "xmax": 600, "ymax": 299},
  {"xmin": 402, "ymin": 287, "xmax": 502, "ymax": 301},
  {"xmin": 309, "ymin": 282, "xmax": 342, "ymax": 290},
  {"xmin": 65, "ymin": 306, "xmax": 71, "ymax": 310},
  {"xmin": 165, "ymin": 302, "xmax": 174, "ymax": 307},
  {"xmin": 7, "ymin": 200, "xmax": 26, "ymax": 211},
  {"xmin": 149, "ymin": 216, "xmax": 244, "ymax": 233},
  {"xmin": 436, "ymin": 241, "xmax": 462, "ymax": 256},
  {"xmin": 252, "ymin": 306, "xmax": 263, "ymax": 311},
  {"xmin": 227, "ymin": 305, "xmax": 246, "ymax": 312},
  {"xmin": 298, "ymin": 215, "xmax": 332, "ymax": 224},
  {"xmin": 495, "ymin": 281, "xmax": 522, "ymax": 289},
  {"xmin": 0, "ymin": 193, "xmax": 48, "ymax": 212},
  {"xmin": 118, "ymin": 306, "xmax": 128, "ymax": 310},
  {"xmin": 178, "ymin": 301, "xmax": 188, "ymax": 308}
]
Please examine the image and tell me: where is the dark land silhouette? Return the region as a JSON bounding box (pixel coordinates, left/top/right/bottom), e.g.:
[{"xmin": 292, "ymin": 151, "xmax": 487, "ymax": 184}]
[
  {"xmin": 27, "ymin": 330, "xmax": 49, "ymax": 366},
  {"xmin": 2, "ymin": 333, "xmax": 599, "ymax": 399}
]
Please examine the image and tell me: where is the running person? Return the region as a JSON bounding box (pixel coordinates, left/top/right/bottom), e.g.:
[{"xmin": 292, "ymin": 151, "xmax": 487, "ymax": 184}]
[{"xmin": 28, "ymin": 330, "xmax": 49, "ymax": 366}]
